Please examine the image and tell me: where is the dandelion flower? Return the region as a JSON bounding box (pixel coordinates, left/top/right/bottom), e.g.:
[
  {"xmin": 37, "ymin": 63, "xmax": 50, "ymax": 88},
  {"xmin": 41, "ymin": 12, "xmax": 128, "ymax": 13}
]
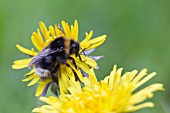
[
  {"xmin": 33, "ymin": 65, "xmax": 164, "ymax": 113},
  {"xmin": 12, "ymin": 20, "xmax": 106, "ymax": 96}
]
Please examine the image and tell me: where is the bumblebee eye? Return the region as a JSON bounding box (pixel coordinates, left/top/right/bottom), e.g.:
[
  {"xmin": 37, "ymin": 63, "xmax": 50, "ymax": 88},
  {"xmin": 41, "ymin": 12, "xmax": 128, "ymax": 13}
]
[{"xmin": 71, "ymin": 43, "xmax": 77, "ymax": 48}]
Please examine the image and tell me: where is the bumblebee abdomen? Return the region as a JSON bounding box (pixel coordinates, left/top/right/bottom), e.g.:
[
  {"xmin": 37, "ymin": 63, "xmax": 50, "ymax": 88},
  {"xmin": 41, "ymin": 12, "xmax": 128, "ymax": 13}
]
[{"xmin": 34, "ymin": 66, "xmax": 51, "ymax": 78}]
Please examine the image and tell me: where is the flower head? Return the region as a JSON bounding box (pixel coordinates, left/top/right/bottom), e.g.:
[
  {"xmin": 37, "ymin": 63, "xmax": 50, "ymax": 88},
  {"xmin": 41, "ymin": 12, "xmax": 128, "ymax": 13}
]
[
  {"xmin": 12, "ymin": 20, "xmax": 106, "ymax": 96},
  {"xmin": 33, "ymin": 65, "xmax": 164, "ymax": 113}
]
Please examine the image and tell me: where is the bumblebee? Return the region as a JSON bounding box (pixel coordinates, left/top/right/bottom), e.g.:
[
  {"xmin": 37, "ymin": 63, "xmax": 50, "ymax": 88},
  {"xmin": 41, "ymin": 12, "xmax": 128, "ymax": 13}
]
[{"xmin": 28, "ymin": 36, "xmax": 80, "ymax": 82}]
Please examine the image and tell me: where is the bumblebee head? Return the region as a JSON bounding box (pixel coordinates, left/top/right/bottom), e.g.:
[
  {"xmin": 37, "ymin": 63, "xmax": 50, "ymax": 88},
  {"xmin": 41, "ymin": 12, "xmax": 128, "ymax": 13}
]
[{"xmin": 70, "ymin": 41, "xmax": 80, "ymax": 56}]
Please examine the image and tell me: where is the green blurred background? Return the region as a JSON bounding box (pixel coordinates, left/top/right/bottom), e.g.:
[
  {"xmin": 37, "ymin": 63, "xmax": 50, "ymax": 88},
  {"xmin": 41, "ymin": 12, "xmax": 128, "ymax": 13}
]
[{"xmin": 0, "ymin": 0, "xmax": 170, "ymax": 113}]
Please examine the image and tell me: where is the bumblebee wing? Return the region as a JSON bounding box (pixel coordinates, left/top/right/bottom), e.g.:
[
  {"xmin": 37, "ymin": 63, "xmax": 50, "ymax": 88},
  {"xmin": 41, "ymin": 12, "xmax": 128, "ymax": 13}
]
[
  {"xmin": 28, "ymin": 47, "xmax": 64, "ymax": 68},
  {"xmin": 38, "ymin": 46, "xmax": 64, "ymax": 56},
  {"xmin": 28, "ymin": 47, "xmax": 52, "ymax": 68}
]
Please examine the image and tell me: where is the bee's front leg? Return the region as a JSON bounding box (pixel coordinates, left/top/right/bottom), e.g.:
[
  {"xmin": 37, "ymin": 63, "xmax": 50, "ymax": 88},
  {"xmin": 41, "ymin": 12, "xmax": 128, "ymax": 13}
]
[{"xmin": 68, "ymin": 57, "xmax": 80, "ymax": 70}]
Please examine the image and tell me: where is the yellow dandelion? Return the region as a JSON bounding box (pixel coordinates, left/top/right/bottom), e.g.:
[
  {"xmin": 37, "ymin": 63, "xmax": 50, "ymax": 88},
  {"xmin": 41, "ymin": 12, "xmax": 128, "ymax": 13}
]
[
  {"xmin": 12, "ymin": 20, "xmax": 106, "ymax": 96},
  {"xmin": 32, "ymin": 65, "xmax": 164, "ymax": 113}
]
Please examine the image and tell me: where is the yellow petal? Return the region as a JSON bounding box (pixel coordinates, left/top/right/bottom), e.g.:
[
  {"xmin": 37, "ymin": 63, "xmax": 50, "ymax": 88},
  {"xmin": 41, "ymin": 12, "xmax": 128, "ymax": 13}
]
[
  {"xmin": 87, "ymin": 38, "xmax": 106, "ymax": 50},
  {"xmin": 71, "ymin": 25, "xmax": 74, "ymax": 39},
  {"xmin": 74, "ymin": 20, "xmax": 78, "ymax": 41},
  {"xmin": 35, "ymin": 79, "xmax": 51, "ymax": 97},
  {"xmin": 112, "ymin": 70, "xmax": 121, "ymax": 91},
  {"xmin": 117, "ymin": 68, "xmax": 123, "ymax": 76},
  {"xmin": 88, "ymin": 35, "xmax": 106, "ymax": 44},
  {"xmin": 33, "ymin": 105, "xmax": 53, "ymax": 113},
  {"xmin": 89, "ymin": 68, "xmax": 98, "ymax": 85},
  {"xmin": 82, "ymin": 34, "xmax": 106, "ymax": 50},
  {"xmin": 71, "ymin": 20, "xmax": 78, "ymax": 41},
  {"xmin": 22, "ymin": 74, "xmax": 36, "ymax": 82},
  {"xmin": 49, "ymin": 25, "xmax": 55, "ymax": 38},
  {"xmin": 108, "ymin": 71, "xmax": 116, "ymax": 90},
  {"xmin": 80, "ymin": 55, "xmax": 97, "ymax": 68},
  {"xmin": 25, "ymin": 69, "xmax": 34, "ymax": 76},
  {"xmin": 16, "ymin": 44, "xmax": 36, "ymax": 56},
  {"xmin": 131, "ymin": 69, "xmax": 147, "ymax": 84},
  {"xmin": 67, "ymin": 60, "xmax": 84, "ymax": 82},
  {"xmin": 55, "ymin": 24, "xmax": 64, "ymax": 37},
  {"xmin": 66, "ymin": 67, "xmax": 75, "ymax": 80},
  {"xmin": 61, "ymin": 21, "xmax": 71, "ymax": 38},
  {"xmin": 33, "ymin": 30, "xmax": 45, "ymax": 47},
  {"xmin": 65, "ymin": 65, "xmax": 72, "ymax": 73},
  {"xmin": 73, "ymin": 57, "xmax": 90, "ymax": 74},
  {"xmin": 27, "ymin": 75, "xmax": 40, "ymax": 86},
  {"xmin": 12, "ymin": 64, "xmax": 28, "ymax": 69},
  {"xmin": 124, "ymin": 102, "xmax": 154, "ymax": 112},
  {"xmin": 80, "ymin": 31, "xmax": 93, "ymax": 46},
  {"xmin": 126, "ymin": 70, "xmax": 138, "ymax": 81},
  {"xmin": 134, "ymin": 72, "xmax": 156, "ymax": 90},
  {"xmin": 68, "ymin": 80, "xmax": 82, "ymax": 95},
  {"xmin": 13, "ymin": 58, "xmax": 32, "ymax": 65},
  {"xmin": 39, "ymin": 21, "xmax": 50, "ymax": 40},
  {"xmin": 44, "ymin": 38, "xmax": 54, "ymax": 47},
  {"xmin": 103, "ymin": 76, "xmax": 109, "ymax": 83},
  {"xmin": 32, "ymin": 108, "xmax": 41, "ymax": 112},
  {"xmin": 130, "ymin": 83, "xmax": 164, "ymax": 104},
  {"xmin": 83, "ymin": 77, "xmax": 91, "ymax": 87},
  {"xmin": 31, "ymin": 48, "xmax": 37, "ymax": 56},
  {"xmin": 12, "ymin": 58, "xmax": 32, "ymax": 69},
  {"xmin": 31, "ymin": 32, "xmax": 45, "ymax": 51},
  {"xmin": 60, "ymin": 66, "xmax": 70, "ymax": 88},
  {"xmin": 57, "ymin": 65, "xmax": 71, "ymax": 94},
  {"xmin": 58, "ymin": 75, "xmax": 68, "ymax": 94},
  {"xmin": 36, "ymin": 84, "xmax": 46, "ymax": 97},
  {"xmin": 37, "ymin": 29, "xmax": 45, "ymax": 43},
  {"xmin": 49, "ymin": 96, "xmax": 60, "ymax": 108},
  {"xmin": 113, "ymin": 65, "xmax": 117, "ymax": 71},
  {"xmin": 72, "ymin": 68, "xmax": 84, "ymax": 82},
  {"xmin": 40, "ymin": 97, "xmax": 51, "ymax": 105}
]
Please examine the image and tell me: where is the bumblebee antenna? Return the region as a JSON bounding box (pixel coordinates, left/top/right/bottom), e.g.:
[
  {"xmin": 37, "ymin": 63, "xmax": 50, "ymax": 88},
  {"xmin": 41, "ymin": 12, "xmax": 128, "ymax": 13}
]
[{"xmin": 80, "ymin": 47, "xmax": 86, "ymax": 56}]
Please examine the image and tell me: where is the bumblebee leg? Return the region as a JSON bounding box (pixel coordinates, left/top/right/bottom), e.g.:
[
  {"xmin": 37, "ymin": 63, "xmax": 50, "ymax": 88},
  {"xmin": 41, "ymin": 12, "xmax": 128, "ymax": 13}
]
[
  {"xmin": 68, "ymin": 57, "xmax": 80, "ymax": 69},
  {"xmin": 78, "ymin": 54, "xmax": 83, "ymax": 61},
  {"xmin": 78, "ymin": 54, "xmax": 87, "ymax": 63},
  {"xmin": 42, "ymin": 82, "xmax": 51, "ymax": 96},
  {"xmin": 66, "ymin": 63, "xmax": 79, "ymax": 82}
]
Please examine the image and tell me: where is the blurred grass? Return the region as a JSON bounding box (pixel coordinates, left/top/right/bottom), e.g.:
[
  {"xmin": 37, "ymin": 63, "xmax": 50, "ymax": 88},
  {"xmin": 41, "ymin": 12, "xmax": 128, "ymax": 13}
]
[{"xmin": 0, "ymin": 0, "xmax": 170, "ymax": 113}]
